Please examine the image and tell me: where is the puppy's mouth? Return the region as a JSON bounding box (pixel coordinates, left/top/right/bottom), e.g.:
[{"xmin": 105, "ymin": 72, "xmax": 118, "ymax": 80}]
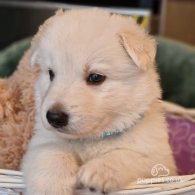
[
  {"xmin": 48, "ymin": 125, "xmax": 72, "ymax": 134},
  {"xmin": 52, "ymin": 125, "xmax": 118, "ymax": 140},
  {"xmin": 55, "ymin": 128, "xmax": 72, "ymax": 134},
  {"xmin": 55, "ymin": 129, "xmax": 89, "ymax": 139},
  {"xmin": 53, "ymin": 126, "xmax": 101, "ymax": 140},
  {"xmin": 50, "ymin": 125, "xmax": 85, "ymax": 138}
]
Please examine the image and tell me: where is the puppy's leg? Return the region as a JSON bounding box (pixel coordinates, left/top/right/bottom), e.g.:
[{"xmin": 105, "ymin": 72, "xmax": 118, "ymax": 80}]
[
  {"xmin": 22, "ymin": 136, "xmax": 78, "ymax": 195},
  {"xmin": 78, "ymin": 149, "xmax": 176, "ymax": 193}
]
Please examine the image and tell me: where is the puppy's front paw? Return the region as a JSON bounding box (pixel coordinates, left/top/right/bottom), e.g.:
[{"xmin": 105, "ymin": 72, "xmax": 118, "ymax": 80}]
[{"xmin": 77, "ymin": 159, "xmax": 123, "ymax": 193}]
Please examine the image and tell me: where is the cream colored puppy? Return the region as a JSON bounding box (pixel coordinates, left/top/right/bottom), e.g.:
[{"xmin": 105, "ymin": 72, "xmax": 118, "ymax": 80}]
[{"xmin": 22, "ymin": 9, "xmax": 176, "ymax": 195}]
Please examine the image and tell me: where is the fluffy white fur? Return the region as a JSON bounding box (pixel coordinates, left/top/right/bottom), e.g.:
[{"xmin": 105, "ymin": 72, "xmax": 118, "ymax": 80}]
[{"xmin": 22, "ymin": 9, "xmax": 177, "ymax": 195}]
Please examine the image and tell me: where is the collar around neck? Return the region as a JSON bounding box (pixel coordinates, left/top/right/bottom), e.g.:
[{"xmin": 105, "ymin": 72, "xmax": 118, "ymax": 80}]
[{"xmin": 99, "ymin": 113, "xmax": 144, "ymax": 140}]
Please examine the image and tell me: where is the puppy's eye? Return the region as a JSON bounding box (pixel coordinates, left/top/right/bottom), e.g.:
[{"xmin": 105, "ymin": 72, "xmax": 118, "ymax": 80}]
[
  {"xmin": 48, "ymin": 69, "xmax": 55, "ymax": 81},
  {"xmin": 87, "ymin": 73, "xmax": 106, "ymax": 85}
]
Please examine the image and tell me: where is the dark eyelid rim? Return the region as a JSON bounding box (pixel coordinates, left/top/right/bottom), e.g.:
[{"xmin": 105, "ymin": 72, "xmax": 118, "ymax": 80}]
[
  {"xmin": 48, "ymin": 68, "xmax": 55, "ymax": 81},
  {"xmin": 86, "ymin": 73, "xmax": 106, "ymax": 85}
]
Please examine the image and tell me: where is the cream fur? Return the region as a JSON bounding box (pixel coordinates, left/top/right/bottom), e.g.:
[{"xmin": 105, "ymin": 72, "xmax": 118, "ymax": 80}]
[{"xmin": 22, "ymin": 9, "xmax": 177, "ymax": 195}]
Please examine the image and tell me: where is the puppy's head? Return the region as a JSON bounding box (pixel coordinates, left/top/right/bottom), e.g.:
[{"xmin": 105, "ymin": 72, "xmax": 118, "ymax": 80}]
[{"xmin": 31, "ymin": 9, "xmax": 160, "ymax": 139}]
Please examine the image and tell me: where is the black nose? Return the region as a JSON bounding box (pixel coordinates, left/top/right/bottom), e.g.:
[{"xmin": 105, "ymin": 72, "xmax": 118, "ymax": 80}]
[{"xmin": 46, "ymin": 110, "xmax": 69, "ymax": 128}]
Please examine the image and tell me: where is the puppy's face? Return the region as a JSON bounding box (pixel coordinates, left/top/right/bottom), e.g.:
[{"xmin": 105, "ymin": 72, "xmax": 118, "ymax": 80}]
[{"xmin": 31, "ymin": 9, "xmax": 160, "ymax": 139}]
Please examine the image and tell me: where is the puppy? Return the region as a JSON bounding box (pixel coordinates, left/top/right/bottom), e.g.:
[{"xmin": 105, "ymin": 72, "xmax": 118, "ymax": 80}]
[{"xmin": 22, "ymin": 9, "xmax": 177, "ymax": 195}]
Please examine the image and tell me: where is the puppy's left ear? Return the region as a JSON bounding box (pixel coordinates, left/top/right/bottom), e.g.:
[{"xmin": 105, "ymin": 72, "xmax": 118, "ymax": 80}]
[{"xmin": 119, "ymin": 30, "xmax": 156, "ymax": 71}]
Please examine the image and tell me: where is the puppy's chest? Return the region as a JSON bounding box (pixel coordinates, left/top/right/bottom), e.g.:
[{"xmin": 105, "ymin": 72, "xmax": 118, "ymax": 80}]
[{"xmin": 69, "ymin": 140, "xmax": 113, "ymax": 163}]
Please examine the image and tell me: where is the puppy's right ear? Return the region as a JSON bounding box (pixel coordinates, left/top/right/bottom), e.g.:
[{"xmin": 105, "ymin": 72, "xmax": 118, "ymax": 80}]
[
  {"xmin": 29, "ymin": 9, "xmax": 65, "ymax": 67},
  {"xmin": 30, "ymin": 49, "xmax": 38, "ymax": 67}
]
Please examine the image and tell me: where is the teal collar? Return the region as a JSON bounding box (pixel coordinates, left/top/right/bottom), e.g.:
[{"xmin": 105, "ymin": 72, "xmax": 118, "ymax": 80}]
[{"xmin": 99, "ymin": 113, "xmax": 144, "ymax": 139}]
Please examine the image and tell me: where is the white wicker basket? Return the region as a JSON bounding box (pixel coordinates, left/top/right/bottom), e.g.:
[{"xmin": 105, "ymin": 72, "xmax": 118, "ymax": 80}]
[{"xmin": 0, "ymin": 169, "xmax": 195, "ymax": 195}]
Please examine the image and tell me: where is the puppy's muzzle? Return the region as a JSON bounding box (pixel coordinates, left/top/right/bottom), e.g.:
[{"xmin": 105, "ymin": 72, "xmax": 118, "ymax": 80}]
[{"xmin": 46, "ymin": 109, "xmax": 69, "ymax": 128}]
